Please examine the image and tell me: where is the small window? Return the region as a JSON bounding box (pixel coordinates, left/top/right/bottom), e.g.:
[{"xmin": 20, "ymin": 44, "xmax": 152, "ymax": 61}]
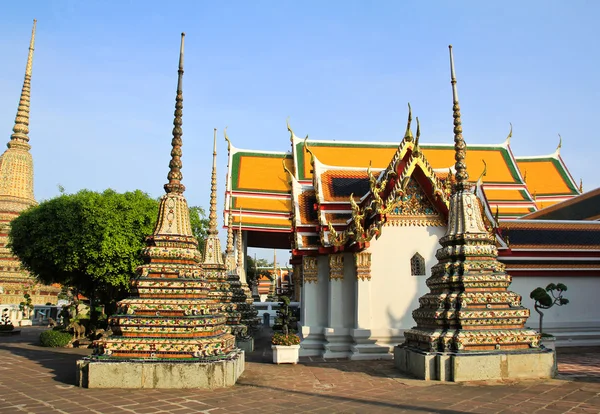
[{"xmin": 411, "ymin": 253, "xmax": 426, "ymax": 276}]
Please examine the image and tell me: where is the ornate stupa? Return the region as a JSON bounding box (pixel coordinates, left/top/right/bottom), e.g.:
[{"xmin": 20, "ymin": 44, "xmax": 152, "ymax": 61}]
[
  {"xmin": 228, "ymin": 205, "xmax": 259, "ymax": 339},
  {"xmin": 82, "ymin": 34, "xmax": 244, "ymax": 389},
  {"xmin": 0, "ymin": 20, "xmax": 59, "ymax": 320},
  {"xmin": 201, "ymin": 130, "xmax": 244, "ymax": 337},
  {"xmin": 395, "ymin": 46, "xmax": 555, "ymax": 382}
]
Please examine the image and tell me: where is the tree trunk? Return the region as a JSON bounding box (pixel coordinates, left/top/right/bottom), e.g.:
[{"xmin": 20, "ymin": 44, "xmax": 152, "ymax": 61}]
[{"xmin": 534, "ymin": 304, "xmax": 544, "ymax": 335}]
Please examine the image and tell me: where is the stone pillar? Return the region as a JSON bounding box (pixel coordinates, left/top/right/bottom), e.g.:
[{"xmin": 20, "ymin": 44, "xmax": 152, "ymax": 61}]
[
  {"xmin": 299, "ymin": 256, "xmax": 318, "ymax": 326},
  {"xmin": 298, "ymin": 255, "xmax": 324, "ymax": 357},
  {"xmin": 323, "ymin": 253, "xmax": 351, "ymax": 358},
  {"xmin": 292, "ymin": 264, "xmax": 302, "ymax": 302},
  {"xmin": 351, "ymin": 251, "xmax": 381, "ymax": 360}
]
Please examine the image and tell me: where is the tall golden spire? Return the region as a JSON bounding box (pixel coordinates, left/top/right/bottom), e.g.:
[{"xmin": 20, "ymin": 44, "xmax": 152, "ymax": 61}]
[
  {"xmin": 208, "ymin": 128, "xmax": 219, "ymax": 235},
  {"xmin": 164, "ymin": 33, "xmax": 186, "ymax": 194},
  {"xmin": 449, "ymin": 45, "xmax": 468, "ymax": 191},
  {"xmin": 9, "ymin": 19, "xmax": 36, "ymax": 148},
  {"xmin": 236, "ymin": 208, "xmax": 243, "ymax": 268},
  {"xmin": 226, "ymin": 196, "xmax": 234, "ymax": 254}
]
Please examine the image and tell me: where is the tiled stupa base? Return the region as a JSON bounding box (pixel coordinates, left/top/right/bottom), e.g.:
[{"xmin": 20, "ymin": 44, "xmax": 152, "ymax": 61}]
[
  {"xmin": 77, "ymin": 350, "xmax": 244, "ymax": 389},
  {"xmin": 394, "ymin": 346, "xmax": 556, "ymax": 382}
]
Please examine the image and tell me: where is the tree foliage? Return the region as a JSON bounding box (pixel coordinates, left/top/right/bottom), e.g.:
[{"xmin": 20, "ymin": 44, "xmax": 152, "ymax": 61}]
[
  {"xmin": 9, "ymin": 189, "xmax": 159, "ymax": 317},
  {"xmin": 245, "ymin": 255, "xmax": 272, "ymax": 289},
  {"xmin": 530, "ymin": 282, "xmax": 569, "ymax": 336},
  {"xmin": 188, "ymin": 206, "xmax": 209, "ymax": 252}
]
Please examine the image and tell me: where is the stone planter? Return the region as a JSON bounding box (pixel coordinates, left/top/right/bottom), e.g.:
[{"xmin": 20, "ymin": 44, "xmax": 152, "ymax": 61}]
[
  {"xmin": 541, "ymin": 335, "xmax": 556, "ymax": 351},
  {"xmin": 272, "ymin": 345, "xmax": 300, "ymax": 364}
]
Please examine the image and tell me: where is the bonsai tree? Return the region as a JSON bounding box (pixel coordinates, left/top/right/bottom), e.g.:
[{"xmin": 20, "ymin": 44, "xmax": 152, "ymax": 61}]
[
  {"xmin": 18, "ymin": 293, "xmax": 33, "ymax": 319},
  {"xmin": 271, "ymin": 295, "xmax": 300, "ymax": 346},
  {"xmin": 0, "ymin": 308, "xmax": 14, "ymax": 331},
  {"xmin": 530, "ymin": 283, "xmax": 569, "ymax": 336}
]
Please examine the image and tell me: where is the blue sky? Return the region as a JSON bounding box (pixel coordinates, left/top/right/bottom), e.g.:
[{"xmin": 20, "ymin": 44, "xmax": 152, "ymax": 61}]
[{"xmin": 1, "ymin": 1, "xmax": 599, "ymax": 261}]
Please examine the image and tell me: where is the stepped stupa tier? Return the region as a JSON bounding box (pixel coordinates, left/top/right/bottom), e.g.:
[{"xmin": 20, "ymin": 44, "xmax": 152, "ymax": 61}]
[
  {"xmin": 94, "ymin": 33, "xmax": 237, "ymax": 362},
  {"xmin": 404, "ymin": 188, "xmax": 539, "ymax": 351},
  {"xmin": 0, "ymin": 19, "xmax": 59, "ymax": 315},
  {"xmin": 201, "ymin": 129, "xmax": 244, "ymax": 337}
]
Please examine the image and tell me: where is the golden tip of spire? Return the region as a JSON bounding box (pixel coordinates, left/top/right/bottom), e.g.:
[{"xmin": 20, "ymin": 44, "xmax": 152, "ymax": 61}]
[{"xmin": 213, "ymin": 128, "xmax": 217, "ymax": 154}]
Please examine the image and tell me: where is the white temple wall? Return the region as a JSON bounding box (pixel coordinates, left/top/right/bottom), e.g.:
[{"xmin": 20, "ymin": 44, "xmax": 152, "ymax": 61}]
[
  {"xmin": 510, "ymin": 276, "xmax": 600, "ymax": 346},
  {"xmin": 369, "ymin": 225, "xmax": 446, "ymax": 330}
]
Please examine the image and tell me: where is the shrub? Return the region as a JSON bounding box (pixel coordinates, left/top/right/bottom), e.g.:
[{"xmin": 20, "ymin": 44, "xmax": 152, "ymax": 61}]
[
  {"xmin": 40, "ymin": 329, "xmax": 72, "ymax": 347},
  {"xmin": 271, "ymin": 332, "xmax": 300, "ymax": 346}
]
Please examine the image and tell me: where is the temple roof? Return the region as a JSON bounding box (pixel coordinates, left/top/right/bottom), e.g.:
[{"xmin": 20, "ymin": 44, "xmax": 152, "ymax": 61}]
[
  {"xmin": 515, "ymin": 149, "xmax": 580, "ymax": 210},
  {"xmin": 224, "ymin": 125, "xmax": 580, "ymax": 249},
  {"xmin": 521, "ymin": 187, "xmax": 600, "ymax": 221},
  {"xmin": 497, "ymin": 219, "xmax": 600, "ymax": 277}
]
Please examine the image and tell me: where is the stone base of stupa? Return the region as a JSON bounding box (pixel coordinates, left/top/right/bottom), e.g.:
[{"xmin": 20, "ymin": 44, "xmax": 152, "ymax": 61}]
[
  {"xmin": 236, "ymin": 337, "xmax": 254, "ymax": 352},
  {"xmin": 76, "ymin": 350, "xmax": 245, "ymax": 389},
  {"xmin": 394, "ymin": 345, "xmax": 556, "ymax": 382}
]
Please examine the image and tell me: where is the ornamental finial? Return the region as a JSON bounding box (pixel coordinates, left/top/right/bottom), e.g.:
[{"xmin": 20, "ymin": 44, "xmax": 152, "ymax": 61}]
[
  {"xmin": 449, "ymin": 45, "xmax": 468, "ymax": 190},
  {"xmin": 404, "ymin": 103, "xmax": 413, "ymax": 142},
  {"xmin": 505, "ymin": 123, "xmax": 513, "ymax": 145},
  {"xmin": 164, "ymin": 33, "xmax": 186, "ymax": 194},
  {"xmin": 413, "ymin": 116, "xmax": 421, "ymax": 156},
  {"xmin": 9, "ymin": 19, "xmax": 37, "ymax": 147},
  {"xmin": 207, "ymin": 128, "xmax": 219, "ymax": 235},
  {"xmin": 287, "ymin": 117, "xmax": 295, "ymax": 143},
  {"xmin": 556, "ymin": 134, "xmax": 562, "ymax": 153},
  {"xmin": 579, "ymin": 178, "xmax": 583, "ymax": 193}
]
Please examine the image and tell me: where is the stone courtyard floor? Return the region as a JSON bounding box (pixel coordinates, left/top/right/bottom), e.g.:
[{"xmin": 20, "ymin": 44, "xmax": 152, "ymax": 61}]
[{"xmin": 0, "ymin": 327, "xmax": 599, "ymax": 413}]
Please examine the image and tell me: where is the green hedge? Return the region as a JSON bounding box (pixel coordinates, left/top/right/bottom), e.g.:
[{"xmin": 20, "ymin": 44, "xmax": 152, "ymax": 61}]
[{"xmin": 39, "ymin": 329, "xmax": 72, "ymax": 347}]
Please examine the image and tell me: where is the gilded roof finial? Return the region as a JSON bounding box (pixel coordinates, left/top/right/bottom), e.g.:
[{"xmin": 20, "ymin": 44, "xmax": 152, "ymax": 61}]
[
  {"xmin": 477, "ymin": 159, "xmax": 487, "ymax": 184},
  {"xmin": 494, "ymin": 205, "xmax": 500, "ymax": 224},
  {"xmin": 224, "ymin": 126, "xmax": 231, "ymax": 154},
  {"xmin": 287, "ymin": 118, "xmax": 295, "ymax": 143},
  {"xmin": 505, "ymin": 123, "xmax": 513, "ymax": 145},
  {"xmin": 282, "ymin": 156, "xmax": 294, "ymax": 183},
  {"xmin": 164, "ymin": 32, "xmax": 186, "ymax": 194},
  {"xmin": 207, "ymin": 127, "xmax": 219, "ymax": 235},
  {"xmin": 556, "ymin": 134, "xmax": 562, "ymax": 153},
  {"xmin": 303, "ymin": 135, "xmax": 315, "ymax": 163},
  {"xmin": 413, "ymin": 116, "xmax": 421, "ymax": 156},
  {"xmin": 9, "ymin": 19, "xmax": 37, "ymax": 147},
  {"xmin": 226, "ymin": 195, "xmax": 234, "ymax": 254},
  {"xmin": 449, "ymin": 45, "xmax": 469, "ymax": 190},
  {"xmin": 579, "ymin": 178, "xmax": 583, "ymax": 193},
  {"xmin": 404, "ymin": 103, "xmax": 413, "ymax": 142}
]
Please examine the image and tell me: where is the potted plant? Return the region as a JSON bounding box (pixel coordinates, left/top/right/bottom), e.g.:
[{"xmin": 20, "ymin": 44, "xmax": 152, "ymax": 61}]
[
  {"xmin": 0, "ymin": 308, "xmax": 14, "ymax": 332},
  {"xmin": 271, "ymin": 296, "xmax": 301, "ymax": 364},
  {"xmin": 530, "ymin": 283, "xmax": 569, "ymax": 350}
]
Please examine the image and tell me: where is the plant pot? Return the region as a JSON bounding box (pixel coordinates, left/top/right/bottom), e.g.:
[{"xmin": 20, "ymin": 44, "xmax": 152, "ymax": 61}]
[
  {"xmin": 272, "ymin": 344, "xmax": 300, "ymax": 364},
  {"xmin": 541, "ymin": 335, "xmax": 556, "ymax": 351}
]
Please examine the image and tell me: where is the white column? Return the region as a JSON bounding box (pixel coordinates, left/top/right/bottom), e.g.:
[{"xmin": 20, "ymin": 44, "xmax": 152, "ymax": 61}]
[{"xmin": 350, "ymin": 251, "xmax": 386, "ymax": 360}]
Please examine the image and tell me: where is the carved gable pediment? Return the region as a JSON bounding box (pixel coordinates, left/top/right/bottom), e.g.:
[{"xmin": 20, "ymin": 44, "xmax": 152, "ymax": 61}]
[{"xmin": 386, "ymin": 178, "xmax": 446, "ymax": 227}]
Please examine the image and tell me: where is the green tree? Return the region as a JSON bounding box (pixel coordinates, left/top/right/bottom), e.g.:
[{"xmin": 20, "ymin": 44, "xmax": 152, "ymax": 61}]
[
  {"xmin": 9, "ymin": 189, "xmax": 159, "ymax": 323},
  {"xmin": 530, "ymin": 283, "xmax": 569, "ymax": 336},
  {"xmin": 245, "ymin": 256, "xmax": 271, "ymax": 289},
  {"xmin": 188, "ymin": 206, "xmax": 209, "ymax": 252}
]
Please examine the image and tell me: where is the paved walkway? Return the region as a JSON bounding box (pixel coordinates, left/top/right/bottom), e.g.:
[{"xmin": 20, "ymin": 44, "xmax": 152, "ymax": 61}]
[{"xmin": 0, "ymin": 327, "xmax": 599, "ymax": 413}]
